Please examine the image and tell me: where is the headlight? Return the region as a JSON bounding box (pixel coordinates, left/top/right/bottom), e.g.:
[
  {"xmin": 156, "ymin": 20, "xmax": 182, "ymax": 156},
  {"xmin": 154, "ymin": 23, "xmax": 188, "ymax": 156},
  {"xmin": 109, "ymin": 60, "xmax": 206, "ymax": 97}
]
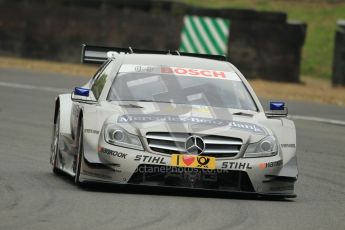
[
  {"xmin": 104, "ymin": 124, "xmax": 143, "ymax": 150},
  {"xmin": 244, "ymin": 135, "xmax": 278, "ymax": 158}
]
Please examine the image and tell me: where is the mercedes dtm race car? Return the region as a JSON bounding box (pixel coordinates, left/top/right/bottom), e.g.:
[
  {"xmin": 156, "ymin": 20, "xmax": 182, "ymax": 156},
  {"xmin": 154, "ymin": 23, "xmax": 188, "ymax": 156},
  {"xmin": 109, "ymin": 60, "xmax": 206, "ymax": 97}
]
[{"xmin": 50, "ymin": 44, "xmax": 298, "ymax": 198}]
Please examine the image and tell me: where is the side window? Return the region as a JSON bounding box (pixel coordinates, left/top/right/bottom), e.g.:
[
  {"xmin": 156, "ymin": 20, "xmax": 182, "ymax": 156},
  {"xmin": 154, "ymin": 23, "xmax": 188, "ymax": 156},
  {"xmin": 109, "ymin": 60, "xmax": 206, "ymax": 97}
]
[
  {"xmin": 91, "ymin": 62, "xmax": 113, "ymax": 100},
  {"xmin": 90, "ymin": 60, "xmax": 109, "ymax": 84}
]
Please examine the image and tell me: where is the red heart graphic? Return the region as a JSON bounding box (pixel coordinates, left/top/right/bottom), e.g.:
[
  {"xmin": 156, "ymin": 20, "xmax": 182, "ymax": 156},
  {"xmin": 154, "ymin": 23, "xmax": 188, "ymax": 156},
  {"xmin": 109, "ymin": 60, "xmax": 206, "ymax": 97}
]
[{"xmin": 182, "ymin": 155, "xmax": 195, "ymax": 166}]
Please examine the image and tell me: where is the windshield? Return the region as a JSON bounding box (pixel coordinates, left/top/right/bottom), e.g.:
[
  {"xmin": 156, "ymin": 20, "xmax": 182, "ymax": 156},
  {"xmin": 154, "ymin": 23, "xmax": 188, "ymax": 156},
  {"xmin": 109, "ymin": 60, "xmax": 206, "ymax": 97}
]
[{"xmin": 107, "ymin": 65, "xmax": 257, "ymax": 111}]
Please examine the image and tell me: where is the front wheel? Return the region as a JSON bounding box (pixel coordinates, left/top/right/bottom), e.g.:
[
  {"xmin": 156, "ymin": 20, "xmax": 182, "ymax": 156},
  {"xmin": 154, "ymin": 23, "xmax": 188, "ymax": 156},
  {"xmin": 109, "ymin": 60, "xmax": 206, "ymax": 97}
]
[{"xmin": 74, "ymin": 121, "xmax": 84, "ymax": 185}]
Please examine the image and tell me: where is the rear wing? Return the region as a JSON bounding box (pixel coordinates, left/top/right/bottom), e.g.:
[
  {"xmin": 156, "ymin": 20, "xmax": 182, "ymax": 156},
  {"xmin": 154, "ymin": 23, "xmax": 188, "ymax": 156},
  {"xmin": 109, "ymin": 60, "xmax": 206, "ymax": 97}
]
[{"xmin": 81, "ymin": 44, "xmax": 227, "ymax": 64}]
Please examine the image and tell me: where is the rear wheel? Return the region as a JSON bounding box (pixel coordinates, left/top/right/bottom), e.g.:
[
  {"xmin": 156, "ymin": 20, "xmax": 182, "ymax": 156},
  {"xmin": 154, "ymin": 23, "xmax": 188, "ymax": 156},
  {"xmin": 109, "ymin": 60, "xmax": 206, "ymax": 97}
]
[
  {"xmin": 74, "ymin": 121, "xmax": 84, "ymax": 185},
  {"xmin": 51, "ymin": 110, "xmax": 61, "ymax": 174}
]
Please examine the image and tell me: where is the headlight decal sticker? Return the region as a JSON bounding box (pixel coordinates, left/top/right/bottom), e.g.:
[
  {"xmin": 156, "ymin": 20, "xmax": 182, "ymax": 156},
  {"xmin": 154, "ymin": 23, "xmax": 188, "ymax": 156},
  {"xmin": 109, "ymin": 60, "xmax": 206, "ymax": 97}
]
[{"xmin": 229, "ymin": 121, "xmax": 266, "ymax": 134}]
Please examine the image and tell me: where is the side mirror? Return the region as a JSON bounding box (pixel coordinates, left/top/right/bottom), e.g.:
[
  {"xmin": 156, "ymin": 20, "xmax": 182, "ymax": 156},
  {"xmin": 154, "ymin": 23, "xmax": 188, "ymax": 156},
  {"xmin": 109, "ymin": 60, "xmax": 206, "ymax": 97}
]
[
  {"xmin": 265, "ymin": 101, "xmax": 288, "ymax": 118},
  {"xmin": 71, "ymin": 87, "xmax": 97, "ymax": 104}
]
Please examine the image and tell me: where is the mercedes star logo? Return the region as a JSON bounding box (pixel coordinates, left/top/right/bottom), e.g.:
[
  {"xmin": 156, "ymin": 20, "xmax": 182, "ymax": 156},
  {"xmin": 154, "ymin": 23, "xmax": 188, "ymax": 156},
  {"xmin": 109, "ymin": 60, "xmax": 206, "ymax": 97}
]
[{"xmin": 185, "ymin": 135, "xmax": 205, "ymax": 155}]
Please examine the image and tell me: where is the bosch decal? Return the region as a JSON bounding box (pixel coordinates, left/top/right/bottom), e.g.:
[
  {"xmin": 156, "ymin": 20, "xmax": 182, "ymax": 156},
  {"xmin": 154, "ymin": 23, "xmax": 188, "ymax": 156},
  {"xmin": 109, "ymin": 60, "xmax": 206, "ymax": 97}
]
[
  {"xmin": 118, "ymin": 64, "xmax": 241, "ymax": 81},
  {"xmin": 161, "ymin": 66, "xmax": 226, "ymax": 79}
]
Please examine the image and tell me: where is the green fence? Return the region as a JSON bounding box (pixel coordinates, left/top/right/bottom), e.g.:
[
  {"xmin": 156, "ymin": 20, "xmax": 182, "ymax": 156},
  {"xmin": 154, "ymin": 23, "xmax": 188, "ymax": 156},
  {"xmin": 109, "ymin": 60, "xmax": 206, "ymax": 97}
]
[{"xmin": 179, "ymin": 15, "xmax": 231, "ymax": 56}]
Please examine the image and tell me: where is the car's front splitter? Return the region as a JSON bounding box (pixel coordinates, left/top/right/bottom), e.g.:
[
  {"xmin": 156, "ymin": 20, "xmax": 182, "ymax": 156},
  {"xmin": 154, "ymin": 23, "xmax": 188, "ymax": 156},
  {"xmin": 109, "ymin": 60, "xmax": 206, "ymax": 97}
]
[
  {"xmin": 79, "ymin": 159, "xmax": 296, "ymax": 199},
  {"xmin": 78, "ymin": 175, "xmax": 296, "ymax": 199}
]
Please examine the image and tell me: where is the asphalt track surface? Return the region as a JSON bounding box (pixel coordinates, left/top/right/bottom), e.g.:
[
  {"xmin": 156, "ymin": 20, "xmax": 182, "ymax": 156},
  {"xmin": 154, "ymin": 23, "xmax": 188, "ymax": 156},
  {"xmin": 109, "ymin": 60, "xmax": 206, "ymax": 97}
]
[{"xmin": 0, "ymin": 68, "xmax": 344, "ymax": 230}]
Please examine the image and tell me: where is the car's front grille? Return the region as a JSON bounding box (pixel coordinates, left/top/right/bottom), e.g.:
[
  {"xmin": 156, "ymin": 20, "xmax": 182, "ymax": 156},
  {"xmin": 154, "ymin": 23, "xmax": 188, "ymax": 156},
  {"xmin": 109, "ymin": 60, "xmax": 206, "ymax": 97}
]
[
  {"xmin": 128, "ymin": 164, "xmax": 254, "ymax": 192},
  {"xmin": 146, "ymin": 132, "xmax": 243, "ymax": 158}
]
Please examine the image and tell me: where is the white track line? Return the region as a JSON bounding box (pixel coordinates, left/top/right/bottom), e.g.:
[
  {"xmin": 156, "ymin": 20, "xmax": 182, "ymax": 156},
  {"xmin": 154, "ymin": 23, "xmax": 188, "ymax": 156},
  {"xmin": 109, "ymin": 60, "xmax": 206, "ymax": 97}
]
[
  {"xmin": 1, "ymin": 80, "xmax": 344, "ymax": 126},
  {"xmin": 289, "ymin": 115, "xmax": 345, "ymax": 126},
  {"xmin": 0, "ymin": 81, "xmax": 70, "ymax": 93}
]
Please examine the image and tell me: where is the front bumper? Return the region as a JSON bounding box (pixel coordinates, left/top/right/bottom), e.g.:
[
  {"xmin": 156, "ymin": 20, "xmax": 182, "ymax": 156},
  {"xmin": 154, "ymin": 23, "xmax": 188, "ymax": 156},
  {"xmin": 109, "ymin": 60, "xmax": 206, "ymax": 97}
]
[{"xmin": 80, "ymin": 143, "xmax": 297, "ymax": 198}]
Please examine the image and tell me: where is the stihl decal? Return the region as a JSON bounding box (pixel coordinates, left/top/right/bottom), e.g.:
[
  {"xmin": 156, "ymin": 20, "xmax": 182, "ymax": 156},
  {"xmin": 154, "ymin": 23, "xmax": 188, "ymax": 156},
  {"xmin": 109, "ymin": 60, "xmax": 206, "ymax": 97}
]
[
  {"xmin": 134, "ymin": 155, "xmax": 168, "ymax": 165},
  {"xmin": 221, "ymin": 161, "xmax": 252, "ymax": 170}
]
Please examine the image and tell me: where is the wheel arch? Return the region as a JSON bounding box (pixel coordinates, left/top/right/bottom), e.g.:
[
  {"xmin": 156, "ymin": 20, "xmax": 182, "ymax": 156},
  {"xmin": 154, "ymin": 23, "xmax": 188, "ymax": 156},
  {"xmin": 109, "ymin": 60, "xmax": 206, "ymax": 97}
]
[
  {"xmin": 56, "ymin": 94, "xmax": 73, "ymax": 135},
  {"xmin": 262, "ymin": 118, "xmax": 297, "ymax": 162},
  {"xmin": 76, "ymin": 109, "xmax": 84, "ymax": 142},
  {"xmin": 53, "ymin": 97, "xmax": 60, "ymax": 124}
]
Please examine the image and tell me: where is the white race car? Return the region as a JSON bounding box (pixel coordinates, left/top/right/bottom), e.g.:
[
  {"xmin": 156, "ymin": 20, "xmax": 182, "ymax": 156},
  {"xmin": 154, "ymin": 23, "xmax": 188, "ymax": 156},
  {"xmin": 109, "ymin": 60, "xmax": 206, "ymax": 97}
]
[{"xmin": 50, "ymin": 44, "xmax": 298, "ymax": 198}]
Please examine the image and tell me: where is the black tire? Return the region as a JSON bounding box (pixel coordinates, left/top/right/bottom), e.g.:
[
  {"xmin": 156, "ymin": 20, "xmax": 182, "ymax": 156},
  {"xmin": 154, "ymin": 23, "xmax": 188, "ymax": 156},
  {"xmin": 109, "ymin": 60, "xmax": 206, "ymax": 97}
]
[
  {"xmin": 74, "ymin": 120, "xmax": 84, "ymax": 185},
  {"xmin": 51, "ymin": 110, "xmax": 61, "ymax": 174}
]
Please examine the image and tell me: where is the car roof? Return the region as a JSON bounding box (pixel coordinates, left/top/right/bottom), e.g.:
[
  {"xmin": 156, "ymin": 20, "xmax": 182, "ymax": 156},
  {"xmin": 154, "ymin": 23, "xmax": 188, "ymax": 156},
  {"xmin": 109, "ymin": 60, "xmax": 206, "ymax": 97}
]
[{"xmin": 121, "ymin": 54, "xmax": 234, "ymax": 71}]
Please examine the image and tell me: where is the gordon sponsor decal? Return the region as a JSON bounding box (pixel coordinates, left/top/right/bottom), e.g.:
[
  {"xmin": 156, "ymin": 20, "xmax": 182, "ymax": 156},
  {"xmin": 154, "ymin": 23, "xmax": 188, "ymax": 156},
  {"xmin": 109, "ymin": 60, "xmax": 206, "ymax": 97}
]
[
  {"xmin": 281, "ymin": 144, "xmax": 296, "ymax": 148},
  {"xmin": 84, "ymin": 129, "xmax": 100, "ymax": 134},
  {"xmin": 134, "ymin": 155, "xmax": 168, "ymax": 165},
  {"xmin": 221, "ymin": 161, "xmax": 252, "ymax": 170},
  {"xmin": 98, "ymin": 147, "xmax": 127, "ymax": 159},
  {"xmin": 259, "ymin": 160, "xmax": 283, "ymax": 169},
  {"xmin": 117, "ymin": 114, "xmax": 266, "ymax": 134}
]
